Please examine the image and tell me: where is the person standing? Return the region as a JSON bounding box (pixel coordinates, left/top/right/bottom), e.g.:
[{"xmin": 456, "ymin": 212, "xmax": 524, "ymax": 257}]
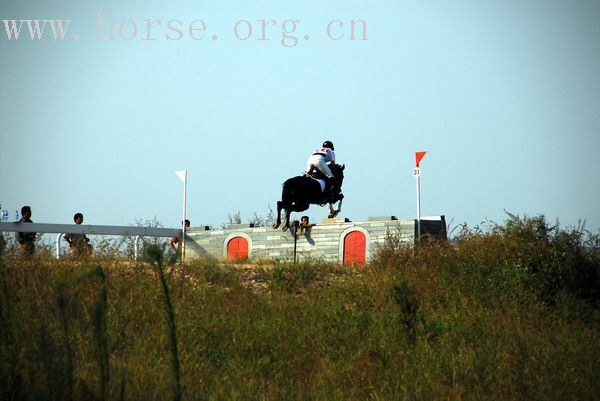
[
  {"xmin": 0, "ymin": 232, "xmax": 6, "ymax": 254},
  {"xmin": 64, "ymin": 212, "xmax": 92, "ymax": 257},
  {"xmin": 16, "ymin": 206, "xmax": 36, "ymax": 256},
  {"xmin": 169, "ymin": 219, "xmax": 190, "ymax": 254}
]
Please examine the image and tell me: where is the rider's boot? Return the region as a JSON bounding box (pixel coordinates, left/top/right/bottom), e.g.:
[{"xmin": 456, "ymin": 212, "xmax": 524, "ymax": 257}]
[{"xmin": 326, "ymin": 178, "xmax": 337, "ymax": 202}]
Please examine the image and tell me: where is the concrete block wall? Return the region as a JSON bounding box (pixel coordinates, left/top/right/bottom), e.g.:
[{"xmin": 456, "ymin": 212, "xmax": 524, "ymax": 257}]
[{"xmin": 185, "ymin": 216, "xmax": 420, "ymax": 264}]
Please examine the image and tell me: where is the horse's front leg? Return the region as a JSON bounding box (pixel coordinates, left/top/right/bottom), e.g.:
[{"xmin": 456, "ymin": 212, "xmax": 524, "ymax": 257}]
[
  {"xmin": 328, "ymin": 202, "xmax": 336, "ymax": 218},
  {"xmin": 336, "ymin": 198, "xmax": 343, "ymax": 215},
  {"xmin": 328, "ymin": 196, "xmax": 343, "ymax": 218},
  {"xmin": 272, "ymin": 201, "xmax": 283, "ymax": 229}
]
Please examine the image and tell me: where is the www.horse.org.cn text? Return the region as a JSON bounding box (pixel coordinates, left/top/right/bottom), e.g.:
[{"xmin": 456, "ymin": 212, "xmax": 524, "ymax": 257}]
[{"xmin": 2, "ymin": 11, "xmax": 368, "ymax": 48}]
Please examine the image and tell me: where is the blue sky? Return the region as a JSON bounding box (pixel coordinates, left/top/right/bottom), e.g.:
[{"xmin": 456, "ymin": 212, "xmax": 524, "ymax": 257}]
[{"xmin": 1, "ymin": 0, "xmax": 599, "ymax": 233}]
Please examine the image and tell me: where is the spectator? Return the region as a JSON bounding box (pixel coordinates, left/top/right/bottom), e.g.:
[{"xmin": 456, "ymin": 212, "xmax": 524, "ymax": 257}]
[
  {"xmin": 169, "ymin": 219, "xmax": 190, "ymax": 254},
  {"xmin": 64, "ymin": 212, "xmax": 92, "ymax": 257},
  {"xmin": 16, "ymin": 206, "xmax": 36, "ymax": 256},
  {"xmin": 299, "ymin": 215, "xmax": 312, "ymax": 232},
  {"xmin": 0, "ymin": 232, "xmax": 5, "ymax": 254}
]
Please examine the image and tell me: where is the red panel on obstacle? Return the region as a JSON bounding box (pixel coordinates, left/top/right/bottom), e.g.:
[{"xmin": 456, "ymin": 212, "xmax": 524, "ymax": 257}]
[
  {"xmin": 227, "ymin": 237, "xmax": 248, "ymax": 261},
  {"xmin": 343, "ymin": 231, "xmax": 366, "ymax": 266}
]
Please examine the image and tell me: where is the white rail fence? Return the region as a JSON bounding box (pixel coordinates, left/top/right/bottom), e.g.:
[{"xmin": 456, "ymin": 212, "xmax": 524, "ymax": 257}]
[{"xmin": 0, "ymin": 222, "xmax": 181, "ymax": 259}]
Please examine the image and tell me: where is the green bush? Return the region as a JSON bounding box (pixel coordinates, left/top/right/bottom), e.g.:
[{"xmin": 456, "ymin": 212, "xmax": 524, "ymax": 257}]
[{"xmin": 498, "ymin": 214, "xmax": 600, "ymax": 306}]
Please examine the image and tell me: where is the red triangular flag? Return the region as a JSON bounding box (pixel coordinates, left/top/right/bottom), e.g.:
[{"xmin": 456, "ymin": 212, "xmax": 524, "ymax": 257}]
[{"xmin": 415, "ymin": 151, "xmax": 427, "ymax": 167}]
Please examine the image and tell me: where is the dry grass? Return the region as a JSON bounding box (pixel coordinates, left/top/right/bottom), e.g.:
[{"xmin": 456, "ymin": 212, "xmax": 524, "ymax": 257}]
[{"xmin": 1, "ymin": 214, "xmax": 599, "ymax": 400}]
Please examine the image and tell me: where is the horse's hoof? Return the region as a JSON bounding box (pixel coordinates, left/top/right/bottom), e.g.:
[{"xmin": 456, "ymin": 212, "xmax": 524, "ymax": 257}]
[
  {"xmin": 282, "ymin": 226, "xmax": 289, "ymax": 232},
  {"xmin": 272, "ymin": 222, "xmax": 280, "ymax": 229}
]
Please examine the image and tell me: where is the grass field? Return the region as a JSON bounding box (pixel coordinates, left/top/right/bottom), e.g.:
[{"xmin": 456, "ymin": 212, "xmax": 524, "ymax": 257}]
[{"xmin": 1, "ymin": 215, "xmax": 599, "ymax": 400}]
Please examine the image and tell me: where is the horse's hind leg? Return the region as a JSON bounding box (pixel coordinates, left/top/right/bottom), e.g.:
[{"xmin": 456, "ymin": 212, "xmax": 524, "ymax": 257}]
[
  {"xmin": 282, "ymin": 207, "xmax": 291, "ymax": 231},
  {"xmin": 272, "ymin": 201, "xmax": 284, "ymax": 229},
  {"xmin": 272, "ymin": 201, "xmax": 283, "ymax": 229}
]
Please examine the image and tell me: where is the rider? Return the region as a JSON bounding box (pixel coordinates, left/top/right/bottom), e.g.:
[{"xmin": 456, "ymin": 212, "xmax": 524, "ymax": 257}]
[{"xmin": 306, "ymin": 140, "xmax": 337, "ymax": 199}]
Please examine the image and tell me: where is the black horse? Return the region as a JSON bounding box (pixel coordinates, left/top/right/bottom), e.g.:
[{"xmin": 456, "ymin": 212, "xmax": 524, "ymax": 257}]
[{"xmin": 272, "ymin": 163, "xmax": 345, "ymax": 231}]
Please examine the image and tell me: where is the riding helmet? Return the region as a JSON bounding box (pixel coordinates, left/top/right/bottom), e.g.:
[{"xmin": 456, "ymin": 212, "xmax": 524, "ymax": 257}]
[{"xmin": 322, "ymin": 140, "xmax": 335, "ymax": 150}]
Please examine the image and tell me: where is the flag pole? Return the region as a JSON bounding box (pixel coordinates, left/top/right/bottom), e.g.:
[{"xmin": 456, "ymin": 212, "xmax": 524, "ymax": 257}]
[
  {"xmin": 414, "ymin": 152, "xmax": 427, "ymax": 243},
  {"xmin": 175, "ymin": 170, "xmax": 188, "ymax": 261},
  {"xmin": 416, "ymin": 171, "xmax": 421, "ymax": 241}
]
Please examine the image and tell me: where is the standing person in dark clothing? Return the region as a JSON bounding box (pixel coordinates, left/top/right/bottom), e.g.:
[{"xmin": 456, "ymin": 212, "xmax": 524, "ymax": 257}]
[
  {"xmin": 64, "ymin": 212, "xmax": 92, "ymax": 257},
  {"xmin": 17, "ymin": 205, "xmax": 36, "ymax": 255}
]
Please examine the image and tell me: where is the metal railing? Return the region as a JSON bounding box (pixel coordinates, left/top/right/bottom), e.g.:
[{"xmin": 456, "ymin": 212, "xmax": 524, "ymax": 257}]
[{"xmin": 0, "ymin": 222, "xmax": 181, "ymax": 259}]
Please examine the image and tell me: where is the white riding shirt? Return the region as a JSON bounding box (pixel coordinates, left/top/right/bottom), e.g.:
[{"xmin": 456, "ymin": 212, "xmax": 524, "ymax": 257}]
[{"xmin": 306, "ymin": 147, "xmax": 336, "ymax": 179}]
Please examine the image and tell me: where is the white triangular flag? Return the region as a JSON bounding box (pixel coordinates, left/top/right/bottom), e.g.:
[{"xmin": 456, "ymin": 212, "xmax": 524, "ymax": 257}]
[{"xmin": 175, "ymin": 170, "xmax": 187, "ymax": 183}]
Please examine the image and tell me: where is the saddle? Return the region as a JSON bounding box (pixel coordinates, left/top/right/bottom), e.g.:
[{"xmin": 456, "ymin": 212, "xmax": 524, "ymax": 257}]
[
  {"xmin": 305, "ymin": 168, "xmax": 330, "ymax": 181},
  {"xmin": 305, "ymin": 170, "xmax": 337, "ymax": 203}
]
